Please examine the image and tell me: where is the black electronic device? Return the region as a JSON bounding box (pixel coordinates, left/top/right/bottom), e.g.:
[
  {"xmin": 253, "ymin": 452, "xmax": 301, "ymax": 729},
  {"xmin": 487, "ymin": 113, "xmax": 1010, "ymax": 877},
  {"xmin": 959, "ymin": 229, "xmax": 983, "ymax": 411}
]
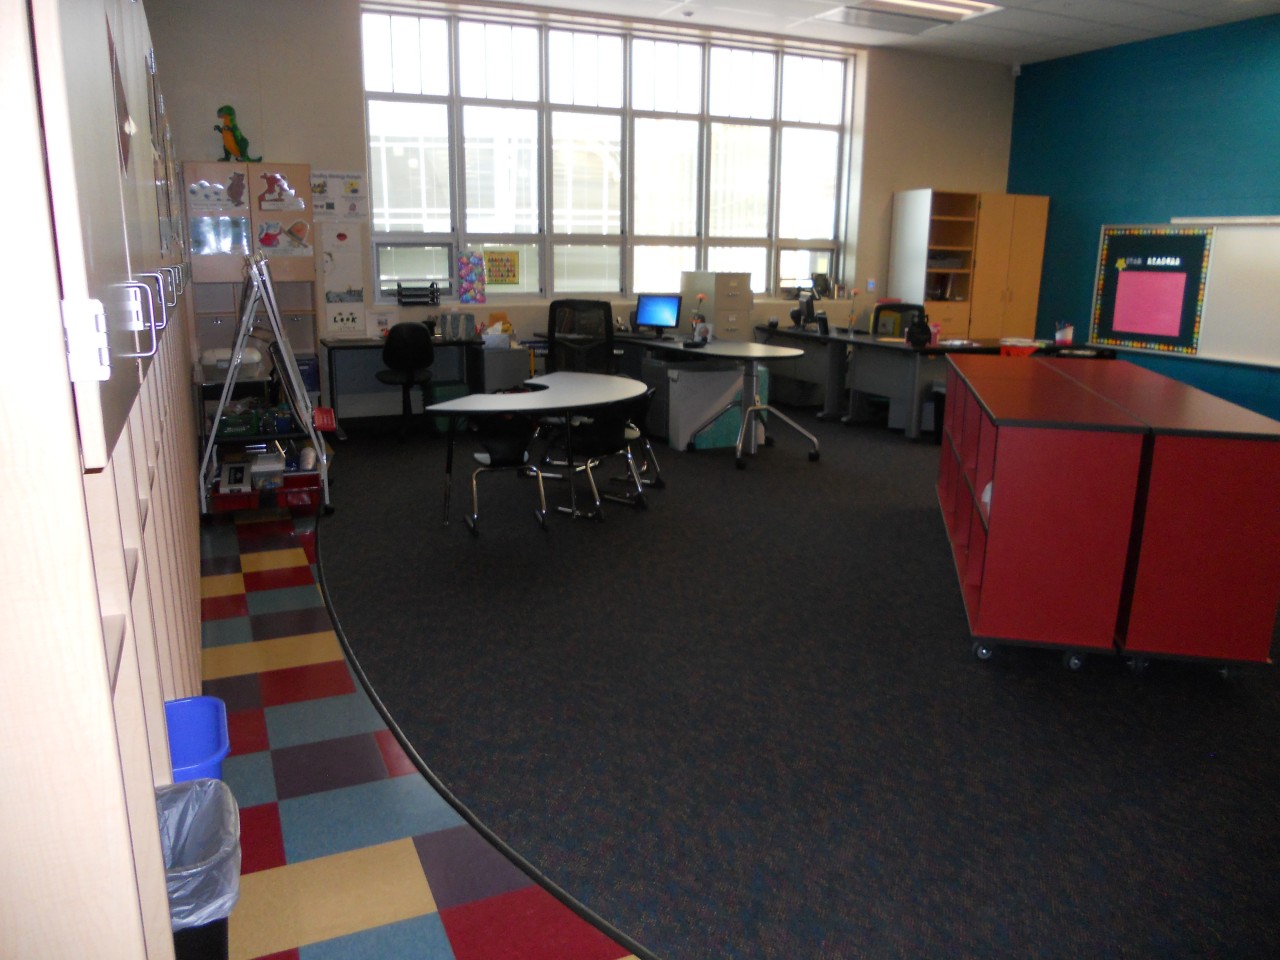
[
  {"xmin": 634, "ymin": 293, "xmax": 682, "ymax": 336},
  {"xmin": 682, "ymin": 339, "xmax": 706, "ymax": 349},
  {"xmin": 789, "ymin": 286, "xmax": 828, "ymax": 334}
]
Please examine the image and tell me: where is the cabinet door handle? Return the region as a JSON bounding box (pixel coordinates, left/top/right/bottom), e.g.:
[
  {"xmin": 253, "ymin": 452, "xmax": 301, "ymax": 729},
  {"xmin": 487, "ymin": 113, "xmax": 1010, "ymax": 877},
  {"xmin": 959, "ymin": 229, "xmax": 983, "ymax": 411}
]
[
  {"xmin": 158, "ymin": 265, "xmax": 182, "ymax": 306},
  {"xmin": 136, "ymin": 271, "xmax": 170, "ymax": 328},
  {"xmin": 119, "ymin": 280, "xmax": 160, "ymax": 358}
]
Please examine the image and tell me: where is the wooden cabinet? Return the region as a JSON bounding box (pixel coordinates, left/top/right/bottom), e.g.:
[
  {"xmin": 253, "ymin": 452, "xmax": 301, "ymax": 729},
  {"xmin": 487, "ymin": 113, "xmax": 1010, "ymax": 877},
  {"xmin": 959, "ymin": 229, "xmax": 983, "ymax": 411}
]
[
  {"xmin": 939, "ymin": 355, "xmax": 1280, "ymax": 665},
  {"xmin": 968, "ymin": 193, "xmax": 1050, "ymax": 341},
  {"xmin": 888, "ymin": 189, "xmax": 1048, "ymax": 341}
]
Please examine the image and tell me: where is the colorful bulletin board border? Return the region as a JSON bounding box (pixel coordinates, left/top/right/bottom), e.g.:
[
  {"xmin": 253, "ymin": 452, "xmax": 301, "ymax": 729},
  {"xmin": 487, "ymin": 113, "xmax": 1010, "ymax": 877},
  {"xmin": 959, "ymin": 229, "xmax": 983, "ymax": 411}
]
[
  {"xmin": 482, "ymin": 250, "xmax": 520, "ymax": 285},
  {"xmin": 1090, "ymin": 225, "xmax": 1213, "ymax": 356}
]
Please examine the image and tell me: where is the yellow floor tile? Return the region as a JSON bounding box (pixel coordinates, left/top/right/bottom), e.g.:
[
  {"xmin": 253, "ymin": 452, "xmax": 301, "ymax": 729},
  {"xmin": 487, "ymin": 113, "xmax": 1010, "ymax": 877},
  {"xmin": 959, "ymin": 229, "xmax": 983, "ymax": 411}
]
[
  {"xmin": 201, "ymin": 631, "xmax": 344, "ymax": 680},
  {"xmin": 229, "ymin": 838, "xmax": 435, "ymax": 959},
  {"xmin": 239, "ymin": 547, "xmax": 311, "ymax": 573},
  {"xmin": 201, "ymin": 573, "xmax": 245, "ymax": 599}
]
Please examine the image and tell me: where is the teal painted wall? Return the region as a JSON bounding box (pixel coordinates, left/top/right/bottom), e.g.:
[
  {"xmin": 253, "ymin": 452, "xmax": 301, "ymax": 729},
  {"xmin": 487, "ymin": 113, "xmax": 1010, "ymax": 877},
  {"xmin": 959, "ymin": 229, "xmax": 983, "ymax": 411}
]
[{"xmin": 1008, "ymin": 15, "xmax": 1280, "ymax": 417}]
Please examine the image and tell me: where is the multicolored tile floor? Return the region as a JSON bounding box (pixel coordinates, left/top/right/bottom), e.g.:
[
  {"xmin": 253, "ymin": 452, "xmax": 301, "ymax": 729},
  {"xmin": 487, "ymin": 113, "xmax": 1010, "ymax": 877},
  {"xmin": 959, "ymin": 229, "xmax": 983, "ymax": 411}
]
[{"xmin": 199, "ymin": 510, "xmax": 640, "ymax": 960}]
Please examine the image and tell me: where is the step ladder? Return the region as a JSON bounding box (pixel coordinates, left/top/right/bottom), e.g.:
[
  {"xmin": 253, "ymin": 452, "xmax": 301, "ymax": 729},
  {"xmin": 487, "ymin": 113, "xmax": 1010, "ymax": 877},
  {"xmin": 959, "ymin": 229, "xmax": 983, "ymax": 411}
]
[{"xmin": 198, "ymin": 254, "xmax": 332, "ymax": 514}]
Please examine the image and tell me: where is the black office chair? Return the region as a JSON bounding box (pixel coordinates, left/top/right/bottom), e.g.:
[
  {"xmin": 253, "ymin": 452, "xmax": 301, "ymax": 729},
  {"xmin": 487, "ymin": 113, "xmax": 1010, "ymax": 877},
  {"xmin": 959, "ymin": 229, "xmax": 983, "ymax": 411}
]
[
  {"xmin": 376, "ymin": 322, "xmax": 435, "ymax": 438},
  {"xmin": 547, "ymin": 299, "xmax": 615, "ymax": 374},
  {"xmin": 464, "ymin": 413, "xmax": 548, "ymax": 536},
  {"xmin": 557, "ymin": 399, "xmax": 646, "ymax": 519},
  {"xmin": 870, "ymin": 302, "xmax": 926, "ymax": 337}
]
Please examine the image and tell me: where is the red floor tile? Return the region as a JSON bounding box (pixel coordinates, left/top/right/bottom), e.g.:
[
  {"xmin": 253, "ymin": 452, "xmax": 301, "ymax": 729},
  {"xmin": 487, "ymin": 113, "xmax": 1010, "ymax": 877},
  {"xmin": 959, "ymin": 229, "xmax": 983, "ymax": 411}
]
[
  {"xmin": 375, "ymin": 728, "xmax": 420, "ymax": 778},
  {"xmin": 239, "ymin": 802, "xmax": 287, "ymax": 874},
  {"xmin": 243, "ymin": 565, "xmax": 316, "ymax": 592},
  {"xmin": 441, "ymin": 886, "xmax": 629, "ymax": 960},
  {"xmin": 258, "ymin": 659, "xmax": 355, "ymax": 707},
  {"xmin": 227, "ymin": 707, "xmax": 269, "ymax": 756},
  {"xmin": 201, "ymin": 593, "xmax": 248, "ymax": 621}
]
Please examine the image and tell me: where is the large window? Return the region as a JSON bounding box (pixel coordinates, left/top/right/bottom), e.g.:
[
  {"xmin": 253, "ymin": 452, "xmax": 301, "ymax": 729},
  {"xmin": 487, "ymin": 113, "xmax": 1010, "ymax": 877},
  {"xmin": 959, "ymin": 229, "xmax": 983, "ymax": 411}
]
[{"xmin": 362, "ymin": 9, "xmax": 850, "ymax": 299}]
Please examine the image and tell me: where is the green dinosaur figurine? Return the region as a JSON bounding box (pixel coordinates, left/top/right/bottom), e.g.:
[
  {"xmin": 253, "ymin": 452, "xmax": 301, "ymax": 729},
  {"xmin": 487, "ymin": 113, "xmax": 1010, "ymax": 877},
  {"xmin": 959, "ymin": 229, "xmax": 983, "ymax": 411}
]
[{"xmin": 214, "ymin": 105, "xmax": 261, "ymax": 162}]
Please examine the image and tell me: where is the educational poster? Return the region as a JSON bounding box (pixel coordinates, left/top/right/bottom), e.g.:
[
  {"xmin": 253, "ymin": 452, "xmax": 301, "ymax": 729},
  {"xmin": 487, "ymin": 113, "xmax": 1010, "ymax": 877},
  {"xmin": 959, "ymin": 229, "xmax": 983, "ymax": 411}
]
[
  {"xmin": 457, "ymin": 251, "xmax": 486, "ymax": 303},
  {"xmin": 1090, "ymin": 226, "xmax": 1212, "ymax": 355},
  {"xmin": 319, "ymin": 221, "xmax": 365, "ymax": 338},
  {"xmin": 310, "ymin": 171, "xmax": 368, "ymax": 221},
  {"xmin": 483, "ymin": 250, "xmax": 520, "ymax": 285},
  {"xmin": 253, "ymin": 166, "xmax": 312, "ymax": 259}
]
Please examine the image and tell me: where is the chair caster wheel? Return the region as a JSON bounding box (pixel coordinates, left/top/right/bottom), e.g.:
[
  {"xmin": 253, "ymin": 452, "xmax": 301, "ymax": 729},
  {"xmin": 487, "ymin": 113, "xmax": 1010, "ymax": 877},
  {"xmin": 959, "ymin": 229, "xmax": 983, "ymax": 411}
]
[
  {"xmin": 465, "ymin": 516, "xmax": 479, "ymax": 537},
  {"xmin": 972, "ymin": 641, "xmax": 995, "ymax": 661},
  {"xmin": 1063, "ymin": 651, "xmax": 1085, "ymax": 671}
]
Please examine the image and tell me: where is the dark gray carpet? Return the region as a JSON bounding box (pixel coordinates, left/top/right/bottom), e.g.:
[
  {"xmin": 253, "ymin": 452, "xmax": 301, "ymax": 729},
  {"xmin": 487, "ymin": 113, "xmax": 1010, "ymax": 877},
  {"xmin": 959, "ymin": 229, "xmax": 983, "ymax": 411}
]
[{"xmin": 317, "ymin": 408, "xmax": 1280, "ymax": 960}]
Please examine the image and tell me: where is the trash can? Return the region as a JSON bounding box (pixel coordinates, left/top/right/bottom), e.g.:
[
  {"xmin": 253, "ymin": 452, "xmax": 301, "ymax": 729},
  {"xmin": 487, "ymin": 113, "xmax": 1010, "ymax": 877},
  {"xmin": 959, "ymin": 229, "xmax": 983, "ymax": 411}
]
[
  {"xmin": 165, "ymin": 696, "xmax": 230, "ymax": 782},
  {"xmin": 156, "ymin": 778, "xmax": 241, "ymax": 960}
]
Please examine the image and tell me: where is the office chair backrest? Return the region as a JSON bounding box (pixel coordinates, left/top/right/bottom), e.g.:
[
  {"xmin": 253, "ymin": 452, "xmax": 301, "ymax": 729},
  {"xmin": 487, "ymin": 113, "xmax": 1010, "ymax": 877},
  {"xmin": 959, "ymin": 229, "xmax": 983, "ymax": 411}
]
[
  {"xmin": 871, "ymin": 303, "xmax": 925, "ymax": 337},
  {"xmin": 382, "ymin": 321, "xmax": 435, "ymax": 373},
  {"xmin": 547, "ymin": 299, "xmax": 615, "ymax": 373}
]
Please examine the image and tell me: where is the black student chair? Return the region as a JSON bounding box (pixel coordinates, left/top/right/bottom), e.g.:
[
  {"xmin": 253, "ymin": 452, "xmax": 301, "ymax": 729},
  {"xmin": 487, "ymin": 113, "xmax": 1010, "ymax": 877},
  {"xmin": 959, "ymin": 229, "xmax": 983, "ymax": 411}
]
[
  {"xmin": 556, "ymin": 399, "xmax": 646, "ymax": 519},
  {"xmin": 616, "ymin": 386, "xmax": 664, "ymax": 490},
  {"xmin": 376, "ymin": 322, "xmax": 435, "ymax": 438},
  {"xmin": 464, "ymin": 413, "xmax": 548, "ymax": 536}
]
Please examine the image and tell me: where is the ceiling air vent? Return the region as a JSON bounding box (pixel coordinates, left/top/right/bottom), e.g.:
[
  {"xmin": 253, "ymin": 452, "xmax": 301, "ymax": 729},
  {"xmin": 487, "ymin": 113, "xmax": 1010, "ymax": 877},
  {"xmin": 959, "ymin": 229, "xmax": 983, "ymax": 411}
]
[{"xmin": 820, "ymin": 0, "xmax": 1002, "ymax": 36}]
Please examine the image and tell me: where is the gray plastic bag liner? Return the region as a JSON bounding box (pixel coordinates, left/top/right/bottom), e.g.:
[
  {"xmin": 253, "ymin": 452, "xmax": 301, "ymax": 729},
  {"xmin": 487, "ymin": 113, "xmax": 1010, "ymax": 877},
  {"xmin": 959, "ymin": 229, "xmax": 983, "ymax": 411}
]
[{"xmin": 155, "ymin": 777, "xmax": 241, "ymax": 930}]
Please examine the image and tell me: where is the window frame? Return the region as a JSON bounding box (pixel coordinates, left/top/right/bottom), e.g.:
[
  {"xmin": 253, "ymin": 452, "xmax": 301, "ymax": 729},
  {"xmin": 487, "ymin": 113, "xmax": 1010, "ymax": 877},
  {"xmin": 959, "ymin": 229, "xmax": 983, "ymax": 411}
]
[{"xmin": 362, "ymin": 8, "xmax": 853, "ymax": 302}]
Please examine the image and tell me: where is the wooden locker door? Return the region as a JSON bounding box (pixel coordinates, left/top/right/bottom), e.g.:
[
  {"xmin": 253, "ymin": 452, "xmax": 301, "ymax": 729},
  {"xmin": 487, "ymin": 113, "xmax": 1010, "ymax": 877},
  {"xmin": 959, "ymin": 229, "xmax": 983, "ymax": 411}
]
[
  {"xmin": 1003, "ymin": 195, "xmax": 1049, "ymax": 340},
  {"xmin": 968, "ymin": 193, "xmax": 1015, "ymax": 341}
]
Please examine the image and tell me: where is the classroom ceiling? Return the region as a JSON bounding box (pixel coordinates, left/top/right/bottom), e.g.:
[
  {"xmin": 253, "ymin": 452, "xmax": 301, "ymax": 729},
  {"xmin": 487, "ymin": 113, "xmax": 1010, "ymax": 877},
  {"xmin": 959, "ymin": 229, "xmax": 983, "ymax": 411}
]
[{"xmin": 505, "ymin": 0, "xmax": 1280, "ymax": 64}]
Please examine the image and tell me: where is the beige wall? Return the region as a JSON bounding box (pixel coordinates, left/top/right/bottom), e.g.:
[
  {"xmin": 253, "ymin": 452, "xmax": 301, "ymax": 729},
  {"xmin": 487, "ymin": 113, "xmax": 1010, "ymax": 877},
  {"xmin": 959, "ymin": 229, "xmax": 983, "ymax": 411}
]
[
  {"xmin": 149, "ymin": 0, "xmax": 1015, "ymax": 335},
  {"xmin": 848, "ymin": 48, "xmax": 1014, "ymax": 324}
]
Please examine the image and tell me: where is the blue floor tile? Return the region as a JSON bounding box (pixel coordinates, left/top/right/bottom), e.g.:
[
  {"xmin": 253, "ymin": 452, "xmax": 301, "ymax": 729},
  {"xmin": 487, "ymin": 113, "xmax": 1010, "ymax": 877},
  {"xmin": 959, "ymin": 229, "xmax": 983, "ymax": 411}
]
[
  {"xmin": 247, "ymin": 584, "xmax": 327, "ymax": 615},
  {"xmin": 280, "ymin": 776, "xmax": 465, "ymax": 863},
  {"xmin": 202, "ymin": 616, "xmax": 254, "ymax": 648},
  {"xmin": 222, "ymin": 750, "xmax": 278, "ymax": 808},
  {"xmin": 266, "ymin": 691, "xmax": 387, "ymax": 749}
]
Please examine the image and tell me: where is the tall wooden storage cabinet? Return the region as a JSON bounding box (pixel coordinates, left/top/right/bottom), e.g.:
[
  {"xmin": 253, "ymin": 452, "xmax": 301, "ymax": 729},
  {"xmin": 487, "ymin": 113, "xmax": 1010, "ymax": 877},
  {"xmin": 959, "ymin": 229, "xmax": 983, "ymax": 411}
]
[{"xmin": 888, "ymin": 189, "xmax": 1048, "ymax": 340}]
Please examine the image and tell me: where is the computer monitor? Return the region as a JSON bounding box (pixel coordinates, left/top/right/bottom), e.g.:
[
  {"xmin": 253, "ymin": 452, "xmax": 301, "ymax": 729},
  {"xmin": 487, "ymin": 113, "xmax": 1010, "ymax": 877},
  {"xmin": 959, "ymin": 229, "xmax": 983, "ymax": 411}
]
[{"xmin": 634, "ymin": 293, "xmax": 681, "ymax": 336}]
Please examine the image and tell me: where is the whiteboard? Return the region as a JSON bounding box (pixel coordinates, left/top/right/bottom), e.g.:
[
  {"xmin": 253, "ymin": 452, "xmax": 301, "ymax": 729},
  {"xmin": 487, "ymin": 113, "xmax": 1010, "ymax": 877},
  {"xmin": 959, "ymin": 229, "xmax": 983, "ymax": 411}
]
[{"xmin": 1197, "ymin": 225, "xmax": 1280, "ymax": 368}]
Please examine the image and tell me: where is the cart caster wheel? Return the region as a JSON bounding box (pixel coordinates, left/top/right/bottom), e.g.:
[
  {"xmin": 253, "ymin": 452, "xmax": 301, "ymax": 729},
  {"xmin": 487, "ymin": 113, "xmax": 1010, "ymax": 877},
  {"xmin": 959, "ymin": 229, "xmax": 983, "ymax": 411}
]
[
  {"xmin": 686, "ymin": 442, "xmax": 697, "ymax": 452},
  {"xmin": 323, "ymin": 505, "xmax": 336, "ymax": 516},
  {"xmin": 1217, "ymin": 664, "xmax": 1234, "ymax": 681},
  {"xmin": 736, "ymin": 458, "xmax": 747, "ymax": 469},
  {"xmin": 808, "ymin": 450, "xmax": 820, "ymax": 462},
  {"xmin": 1063, "ymin": 651, "xmax": 1086, "ymax": 671},
  {"xmin": 972, "ymin": 641, "xmax": 995, "ymax": 661},
  {"xmin": 1127, "ymin": 656, "xmax": 1150, "ymax": 676}
]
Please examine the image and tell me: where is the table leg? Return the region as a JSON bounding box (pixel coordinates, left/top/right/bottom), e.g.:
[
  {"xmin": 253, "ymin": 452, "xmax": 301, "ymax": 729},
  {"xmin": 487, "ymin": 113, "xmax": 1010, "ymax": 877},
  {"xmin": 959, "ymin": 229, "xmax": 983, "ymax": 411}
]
[
  {"xmin": 441, "ymin": 414, "xmax": 456, "ymax": 524},
  {"xmin": 905, "ymin": 354, "xmax": 924, "ymax": 440},
  {"xmin": 326, "ymin": 345, "xmax": 349, "ymax": 441},
  {"xmin": 817, "ymin": 340, "xmax": 846, "ymax": 419}
]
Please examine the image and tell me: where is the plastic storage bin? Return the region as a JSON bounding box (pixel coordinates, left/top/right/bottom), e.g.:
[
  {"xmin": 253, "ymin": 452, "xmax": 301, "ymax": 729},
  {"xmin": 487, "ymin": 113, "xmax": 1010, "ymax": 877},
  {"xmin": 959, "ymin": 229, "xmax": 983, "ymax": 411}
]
[
  {"xmin": 156, "ymin": 778, "xmax": 241, "ymax": 960},
  {"xmin": 165, "ymin": 697, "xmax": 230, "ymax": 782}
]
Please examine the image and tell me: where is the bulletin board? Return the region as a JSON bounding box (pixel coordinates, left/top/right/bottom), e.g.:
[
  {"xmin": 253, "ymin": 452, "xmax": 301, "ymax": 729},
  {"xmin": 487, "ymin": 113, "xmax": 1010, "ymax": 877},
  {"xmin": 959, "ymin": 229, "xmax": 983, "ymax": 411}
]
[{"xmin": 1090, "ymin": 223, "xmax": 1280, "ymax": 368}]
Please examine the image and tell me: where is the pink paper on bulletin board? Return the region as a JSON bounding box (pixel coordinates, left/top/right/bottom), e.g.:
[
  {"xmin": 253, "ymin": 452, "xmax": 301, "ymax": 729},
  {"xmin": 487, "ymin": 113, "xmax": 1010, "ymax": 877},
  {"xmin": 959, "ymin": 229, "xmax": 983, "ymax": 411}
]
[{"xmin": 1113, "ymin": 270, "xmax": 1186, "ymax": 337}]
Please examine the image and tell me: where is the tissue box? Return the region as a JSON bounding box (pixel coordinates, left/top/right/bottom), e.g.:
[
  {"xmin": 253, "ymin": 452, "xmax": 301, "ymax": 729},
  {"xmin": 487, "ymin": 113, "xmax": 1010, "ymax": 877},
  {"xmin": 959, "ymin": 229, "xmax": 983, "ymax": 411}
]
[{"xmin": 482, "ymin": 333, "xmax": 511, "ymax": 349}]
